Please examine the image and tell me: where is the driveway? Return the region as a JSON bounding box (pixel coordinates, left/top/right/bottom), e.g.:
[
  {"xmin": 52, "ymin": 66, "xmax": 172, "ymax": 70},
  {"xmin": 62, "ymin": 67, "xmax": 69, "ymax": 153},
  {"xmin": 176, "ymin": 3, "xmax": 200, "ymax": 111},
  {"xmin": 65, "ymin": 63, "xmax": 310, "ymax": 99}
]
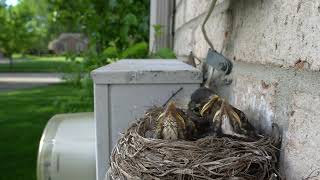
[
  {"xmin": 0, "ymin": 73, "xmax": 65, "ymax": 92},
  {"xmin": 0, "ymin": 58, "xmax": 27, "ymax": 64}
]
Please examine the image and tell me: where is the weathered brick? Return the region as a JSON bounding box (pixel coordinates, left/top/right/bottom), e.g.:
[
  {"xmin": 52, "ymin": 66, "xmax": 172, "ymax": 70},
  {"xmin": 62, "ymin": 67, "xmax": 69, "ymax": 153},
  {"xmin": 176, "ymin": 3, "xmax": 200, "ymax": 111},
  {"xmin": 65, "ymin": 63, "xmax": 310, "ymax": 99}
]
[
  {"xmin": 175, "ymin": 0, "xmax": 185, "ymax": 30},
  {"xmin": 283, "ymin": 92, "xmax": 320, "ymax": 179},
  {"xmin": 174, "ymin": 26, "xmax": 194, "ymax": 56},
  {"xmin": 193, "ymin": 11, "xmax": 231, "ymax": 59},
  {"xmin": 184, "ymin": 0, "xmax": 227, "ymax": 23},
  {"xmin": 175, "ymin": 0, "xmax": 320, "ymax": 71},
  {"xmin": 228, "ymin": 75, "xmax": 277, "ymax": 133},
  {"xmin": 185, "ymin": 0, "xmax": 210, "ymax": 22},
  {"xmin": 227, "ymin": 0, "xmax": 320, "ymax": 71}
]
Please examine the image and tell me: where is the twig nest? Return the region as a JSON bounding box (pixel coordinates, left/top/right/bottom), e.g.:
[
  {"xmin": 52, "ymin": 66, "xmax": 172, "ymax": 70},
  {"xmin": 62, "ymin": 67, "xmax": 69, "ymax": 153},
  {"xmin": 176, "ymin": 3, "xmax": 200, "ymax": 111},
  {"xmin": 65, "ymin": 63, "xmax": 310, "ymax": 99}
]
[{"xmin": 109, "ymin": 107, "xmax": 281, "ymax": 180}]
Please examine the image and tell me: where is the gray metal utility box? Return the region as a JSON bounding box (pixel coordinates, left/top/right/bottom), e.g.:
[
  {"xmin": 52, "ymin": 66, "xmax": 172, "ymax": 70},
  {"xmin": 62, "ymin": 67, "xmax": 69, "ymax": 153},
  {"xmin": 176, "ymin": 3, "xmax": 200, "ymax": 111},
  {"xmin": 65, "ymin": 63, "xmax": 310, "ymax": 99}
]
[{"xmin": 91, "ymin": 59, "xmax": 202, "ymax": 180}]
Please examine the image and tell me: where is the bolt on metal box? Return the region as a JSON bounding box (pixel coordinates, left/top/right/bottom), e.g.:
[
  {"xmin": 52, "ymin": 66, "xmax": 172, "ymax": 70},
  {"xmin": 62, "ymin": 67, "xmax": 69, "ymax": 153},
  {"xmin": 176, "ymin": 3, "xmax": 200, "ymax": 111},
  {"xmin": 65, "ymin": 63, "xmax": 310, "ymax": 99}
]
[{"xmin": 91, "ymin": 59, "xmax": 202, "ymax": 180}]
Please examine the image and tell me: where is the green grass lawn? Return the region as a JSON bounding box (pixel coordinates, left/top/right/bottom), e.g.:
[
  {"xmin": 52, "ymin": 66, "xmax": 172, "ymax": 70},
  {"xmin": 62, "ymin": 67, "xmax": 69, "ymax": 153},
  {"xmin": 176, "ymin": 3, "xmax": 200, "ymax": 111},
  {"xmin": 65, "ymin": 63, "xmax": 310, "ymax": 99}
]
[
  {"xmin": 0, "ymin": 55, "xmax": 83, "ymax": 72},
  {"xmin": 0, "ymin": 84, "xmax": 92, "ymax": 180}
]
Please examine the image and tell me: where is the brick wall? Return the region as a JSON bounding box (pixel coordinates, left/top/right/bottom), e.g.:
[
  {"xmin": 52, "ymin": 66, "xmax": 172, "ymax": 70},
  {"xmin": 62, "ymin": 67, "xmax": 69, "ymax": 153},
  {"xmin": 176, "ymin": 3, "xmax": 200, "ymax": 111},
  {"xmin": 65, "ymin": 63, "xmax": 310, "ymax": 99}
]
[{"xmin": 174, "ymin": 0, "xmax": 320, "ymax": 178}]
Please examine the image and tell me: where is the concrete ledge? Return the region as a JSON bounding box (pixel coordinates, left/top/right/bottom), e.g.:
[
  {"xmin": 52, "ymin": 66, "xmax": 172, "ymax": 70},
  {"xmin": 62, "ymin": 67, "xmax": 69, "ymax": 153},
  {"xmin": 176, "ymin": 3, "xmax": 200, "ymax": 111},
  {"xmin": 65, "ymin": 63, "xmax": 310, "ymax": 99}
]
[{"xmin": 91, "ymin": 60, "xmax": 202, "ymax": 84}]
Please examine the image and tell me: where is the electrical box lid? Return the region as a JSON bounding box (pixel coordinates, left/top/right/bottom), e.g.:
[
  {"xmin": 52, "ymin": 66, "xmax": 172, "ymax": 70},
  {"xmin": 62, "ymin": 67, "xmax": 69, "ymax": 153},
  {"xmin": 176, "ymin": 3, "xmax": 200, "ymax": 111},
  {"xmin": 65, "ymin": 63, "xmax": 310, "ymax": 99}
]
[{"xmin": 91, "ymin": 59, "xmax": 202, "ymax": 84}]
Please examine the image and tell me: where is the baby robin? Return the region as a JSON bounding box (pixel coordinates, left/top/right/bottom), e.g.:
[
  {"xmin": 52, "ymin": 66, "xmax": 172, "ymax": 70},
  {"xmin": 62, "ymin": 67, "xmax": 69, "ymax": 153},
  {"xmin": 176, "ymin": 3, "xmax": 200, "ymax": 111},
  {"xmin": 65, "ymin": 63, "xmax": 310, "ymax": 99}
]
[
  {"xmin": 209, "ymin": 99, "xmax": 257, "ymax": 138},
  {"xmin": 189, "ymin": 87, "xmax": 257, "ymax": 139},
  {"xmin": 188, "ymin": 87, "xmax": 217, "ymax": 115},
  {"xmin": 187, "ymin": 87, "xmax": 221, "ymax": 138},
  {"xmin": 155, "ymin": 102, "xmax": 196, "ymax": 140}
]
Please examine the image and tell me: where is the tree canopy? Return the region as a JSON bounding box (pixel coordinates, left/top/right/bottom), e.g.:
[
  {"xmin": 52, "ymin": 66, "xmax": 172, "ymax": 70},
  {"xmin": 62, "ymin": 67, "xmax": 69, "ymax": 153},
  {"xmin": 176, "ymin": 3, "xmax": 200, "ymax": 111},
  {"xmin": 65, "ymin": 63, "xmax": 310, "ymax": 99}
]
[
  {"xmin": 0, "ymin": 0, "xmax": 150, "ymax": 58},
  {"xmin": 46, "ymin": 0, "xmax": 149, "ymax": 51},
  {"xmin": 0, "ymin": 0, "xmax": 48, "ymax": 57}
]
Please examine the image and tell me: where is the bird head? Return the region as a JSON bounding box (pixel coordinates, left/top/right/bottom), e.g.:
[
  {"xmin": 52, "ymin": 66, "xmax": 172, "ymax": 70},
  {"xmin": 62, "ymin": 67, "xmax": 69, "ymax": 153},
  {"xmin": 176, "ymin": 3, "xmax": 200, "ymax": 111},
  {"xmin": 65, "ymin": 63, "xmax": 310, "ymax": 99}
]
[
  {"xmin": 162, "ymin": 102, "xmax": 186, "ymax": 129},
  {"xmin": 200, "ymin": 95, "xmax": 221, "ymax": 116},
  {"xmin": 188, "ymin": 87, "xmax": 216, "ymax": 115},
  {"xmin": 156, "ymin": 102, "xmax": 186, "ymax": 140},
  {"xmin": 212, "ymin": 99, "xmax": 248, "ymax": 138}
]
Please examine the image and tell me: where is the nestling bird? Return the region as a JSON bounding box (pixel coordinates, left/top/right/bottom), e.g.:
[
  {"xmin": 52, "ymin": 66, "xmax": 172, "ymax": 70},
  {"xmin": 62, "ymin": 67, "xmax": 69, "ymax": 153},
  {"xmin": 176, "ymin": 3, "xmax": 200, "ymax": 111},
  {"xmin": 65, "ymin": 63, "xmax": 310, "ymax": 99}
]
[
  {"xmin": 155, "ymin": 102, "xmax": 196, "ymax": 140},
  {"xmin": 209, "ymin": 99, "xmax": 257, "ymax": 138},
  {"xmin": 211, "ymin": 99, "xmax": 244, "ymax": 137},
  {"xmin": 187, "ymin": 87, "xmax": 220, "ymax": 138},
  {"xmin": 200, "ymin": 94, "xmax": 221, "ymax": 117},
  {"xmin": 188, "ymin": 87, "xmax": 217, "ymax": 115},
  {"xmin": 230, "ymin": 106, "xmax": 257, "ymax": 138},
  {"xmin": 187, "ymin": 87, "xmax": 257, "ymax": 139}
]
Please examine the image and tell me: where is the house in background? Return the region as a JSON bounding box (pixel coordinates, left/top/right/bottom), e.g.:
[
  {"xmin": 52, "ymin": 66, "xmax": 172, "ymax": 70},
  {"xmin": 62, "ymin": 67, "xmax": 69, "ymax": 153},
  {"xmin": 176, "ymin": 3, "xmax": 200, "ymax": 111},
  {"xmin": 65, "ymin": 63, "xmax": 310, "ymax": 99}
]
[{"xmin": 48, "ymin": 33, "xmax": 88, "ymax": 54}]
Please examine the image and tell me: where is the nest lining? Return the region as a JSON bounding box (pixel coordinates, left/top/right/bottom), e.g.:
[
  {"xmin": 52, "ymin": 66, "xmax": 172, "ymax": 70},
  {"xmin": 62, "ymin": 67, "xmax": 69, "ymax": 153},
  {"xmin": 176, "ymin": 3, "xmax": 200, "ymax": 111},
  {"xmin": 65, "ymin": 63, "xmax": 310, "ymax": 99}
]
[{"xmin": 109, "ymin": 107, "xmax": 280, "ymax": 180}]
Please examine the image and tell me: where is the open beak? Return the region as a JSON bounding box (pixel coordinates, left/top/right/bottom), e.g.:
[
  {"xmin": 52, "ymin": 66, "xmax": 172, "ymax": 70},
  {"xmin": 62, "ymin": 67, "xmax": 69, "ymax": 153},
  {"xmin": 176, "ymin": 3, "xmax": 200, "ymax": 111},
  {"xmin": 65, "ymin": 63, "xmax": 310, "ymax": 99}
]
[
  {"xmin": 225, "ymin": 103, "xmax": 242, "ymax": 126},
  {"xmin": 200, "ymin": 95, "xmax": 220, "ymax": 116},
  {"xmin": 165, "ymin": 102, "xmax": 186, "ymax": 129}
]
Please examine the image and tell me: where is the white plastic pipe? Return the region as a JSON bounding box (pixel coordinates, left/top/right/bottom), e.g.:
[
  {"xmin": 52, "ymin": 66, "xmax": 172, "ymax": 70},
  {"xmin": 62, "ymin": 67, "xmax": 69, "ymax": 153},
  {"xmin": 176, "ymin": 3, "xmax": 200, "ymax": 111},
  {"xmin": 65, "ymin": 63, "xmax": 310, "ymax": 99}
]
[{"xmin": 37, "ymin": 113, "xmax": 95, "ymax": 180}]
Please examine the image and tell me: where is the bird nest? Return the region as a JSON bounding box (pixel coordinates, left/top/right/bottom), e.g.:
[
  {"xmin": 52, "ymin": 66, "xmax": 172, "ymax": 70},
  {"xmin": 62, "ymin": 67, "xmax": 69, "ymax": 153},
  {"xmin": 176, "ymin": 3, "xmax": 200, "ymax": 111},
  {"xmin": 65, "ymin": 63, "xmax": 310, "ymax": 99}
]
[{"xmin": 109, "ymin": 107, "xmax": 281, "ymax": 180}]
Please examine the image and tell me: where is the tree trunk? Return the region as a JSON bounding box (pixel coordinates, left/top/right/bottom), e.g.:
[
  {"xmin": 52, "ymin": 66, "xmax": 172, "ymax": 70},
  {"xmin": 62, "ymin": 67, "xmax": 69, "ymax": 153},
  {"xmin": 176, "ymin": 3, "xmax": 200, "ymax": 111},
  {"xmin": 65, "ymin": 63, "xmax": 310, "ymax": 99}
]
[
  {"xmin": 9, "ymin": 55, "xmax": 13, "ymax": 71},
  {"xmin": 96, "ymin": 40, "xmax": 102, "ymax": 54}
]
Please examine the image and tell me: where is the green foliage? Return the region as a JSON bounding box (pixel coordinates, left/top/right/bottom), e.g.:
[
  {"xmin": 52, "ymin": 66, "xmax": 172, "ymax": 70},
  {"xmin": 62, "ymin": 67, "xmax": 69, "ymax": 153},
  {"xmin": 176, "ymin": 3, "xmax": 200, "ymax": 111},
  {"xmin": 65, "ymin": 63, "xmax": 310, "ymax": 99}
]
[
  {"xmin": 121, "ymin": 42, "xmax": 148, "ymax": 58},
  {"xmin": 38, "ymin": 0, "xmax": 151, "ymax": 110},
  {"xmin": 0, "ymin": 0, "xmax": 49, "ymax": 57},
  {"xmin": 47, "ymin": 0, "xmax": 150, "ymax": 51},
  {"xmin": 76, "ymin": 41, "xmax": 149, "ymax": 103},
  {"xmin": 102, "ymin": 46, "xmax": 118, "ymax": 59},
  {"xmin": 0, "ymin": 0, "xmax": 5, "ymax": 7},
  {"xmin": 0, "ymin": 2, "xmax": 177, "ymax": 180},
  {"xmin": 150, "ymin": 48, "xmax": 176, "ymax": 59},
  {"xmin": 0, "ymin": 84, "xmax": 92, "ymax": 180},
  {"xmin": 153, "ymin": 24, "xmax": 164, "ymax": 37}
]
